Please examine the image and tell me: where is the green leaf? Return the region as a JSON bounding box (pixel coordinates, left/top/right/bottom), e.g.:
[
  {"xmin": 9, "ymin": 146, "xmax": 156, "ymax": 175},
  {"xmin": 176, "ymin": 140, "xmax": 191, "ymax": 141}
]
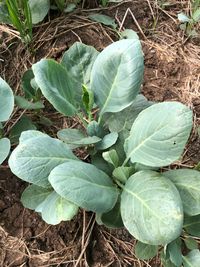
[
  {"xmin": 32, "ymin": 59, "xmax": 77, "ymax": 116},
  {"xmin": 178, "ymin": 13, "xmax": 191, "ymax": 23},
  {"xmin": 57, "ymin": 128, "xmax": 101, "ymax": 147},
  {"xmin": 112, "ymin": 166, "xmax": 135, "ymax": 183},
  {"xmin": 21, "ymin": 184, "xmax": 78, "ymax": 225},
  {"xmin": 19, "ymin": 129, "xmax": 46, "ymax": 143},
  {"xmin": 9, "ymin": 115, "xmax": 37, "ymax": 144},
  {"xmin": 9, "ymin": 131, "xmax": 78, "ymax": 188},
  {"xmin": 61, "ymin": 42, "xmax": 99, "ymax": 105},
  {"xmin": 0, "ymin": 138, "xmax": 10, "ymax": 164},
  {"xmin": 164, "ymin": 169, "xmax": 200, "ymax": 216},
  {"xmin": 0, "ymin": 2, "xmax": 11, "ymax": 23},
  {"xmin": 15, "ymin": 95, "xmax": 44, "ymax": 110},
  {"xmin": 21, "ymin": 69, "xmax": 38, "ymax": 100},
  {"xmin": 184, "ymin": 215, "xmax": 200, "ymax": 237},
  {"xmin": 184, "ymin": 237, "xmax": 198, "ymax": 250},
  {"xmin": 120, "ymin": 29, "xmax": 139, "ymax": 40},
  {"xmin": 96, "ymin": 198, "xmax": 123, "ymax": 228},
  {"xmin": 96, "ymin": 132, "xmax": 118, "ymax": 150},
  {"xmin": 161, "ymin": 250, "xmax": 177, "ymax": 267},
  {"xmin": 87, "ymin": 121, "xmax": 105, "ymax": 138},
  {"xmin": 0, "ymin": 77, "xmax": 14, "ymax": 122},
  {"xmin": 91, "ymin": 39, "xmax": 144, "ymax": 118},
  {"xmin": 82, "ymin": 84, "xmax": 94, "ymax": 114},
  {"xmin": 192, "ymin": 8, "xmax": 200, "ymax": 22},
  {"xmin": 104, "ymin": 94, "xmax": 152, "ymax": 132},
  {"xmin": 135, "ymin": 241, "xmax": 158, "ymax": 260},
  {"xmin": 167, "ymin": 239, "xmax": 183, "ymax": 267},
  {"xmin": 88, "ymin": 14, "xmax": 117, "ymax": 29},
  {"xmin": 182, "ymin": 249, "xmax": 200, "ymax": 267},
  {"xmin": 121, "ymin": 171, "xmax": 183, "ymax": 245},
  {"xmin": 124, "ymin": 102, "xmax": 193, "ymax": 167},
  {"xmin": 29, "ymin": 0, "xmax": 50, "ymax": 24},
  {"xmin": 64, "ymin": 3, "xmax": 76, "ymax": 13},
  {"xmin": 49, "ymin": 161, "xmax": 118, "ymax": 213},
  {"xmin": 91, "ymin": 153, "xmax": 112, "ymax": 176},
  {"xmin": 102, "ymin": 149, "xmax": 119, "ymax": 168}
]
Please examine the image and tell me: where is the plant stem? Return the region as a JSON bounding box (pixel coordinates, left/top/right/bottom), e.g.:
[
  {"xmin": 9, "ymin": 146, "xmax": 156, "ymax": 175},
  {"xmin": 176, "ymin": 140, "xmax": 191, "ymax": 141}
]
[{"xmin": 115, "ymin": 179, "xmax": 125, "ymax": 189}]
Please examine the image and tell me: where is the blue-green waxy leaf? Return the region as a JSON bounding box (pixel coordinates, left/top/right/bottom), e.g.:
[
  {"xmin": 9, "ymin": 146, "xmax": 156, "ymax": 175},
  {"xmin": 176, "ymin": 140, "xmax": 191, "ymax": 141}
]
[
  {"xmin": 124, "ymin": 102, "xmax": 193, "ymax": 167},
  {"xmin": 121, "ymin": 171, "xmax": 183, "ymax": 245},
  {"xmin": 21, "ymin": 69, "xmax": 37, "ymax": 100},
  {"xmin": 29, "ymin": 0, "xmax": 50, "ymax": 24},
  {"xmin": 104, "ymin": 94, "xmax": 152, "ymax": 132},
  {"xmin": 0, "ymin": 138, "xmax": 10, "ymax": 164},
  {"xmin": 61, "ymin": 42, "xmax": 99, "ymax": 104},
  {"xmin": 49, "ymin": 161, "xmax": 119, "ymax": 213},
  {"xmin": 192, "ymin": 8, "xmax": 200, "ymax": 22},
  {"xmin": 184, "ymin": 215, "xmax": 200, "ymax": 237},
  {"xmin": 15, "ymin": 95, "xmax": 44, "ymax": 110},
  {"xmin": 21, "ymin": 185, "xmax": 78, "ymax": 225},
  {"xmin": 178, "ymin": 13, "xmax": 191, "ymax": 23},
  {"xmin": 32, "ymin": 59, "xmax": 77, "ymax": 116},
  {"xmin": 102, "ymin": 149, "xmax": 119, "ymax": 168},
  {"xmin": 9, "ymin": 131, "xmax": 78, "ymax": 188},
  {"xmin": 0, "ymin": 77, "xmax": 14, "ymax": 122},
  {"xmin": 164, "ymin": 169, "xmax": 200, "ymax": 216},
  {"xmin": 90, "ymin": 39, "xmax": 144, "ymax": 117},
  {"xmin": 87, "ymin": 121, "xmax": 105, "ymax": 138},
  {"xmin": 57, "ymin": 128, "xmax": 101, "ymax": 147},
  {"xmin": 88, "ymin": 14, "xmax": 117, "ymax": 29},
  {"xmin": 96, "ymin": 132, "xmax": 118, "ymax": 150},
  {"xmin": 167, "ymin": 239, "xmax": 183, "ymax": 267},
  {"xmin": 135, "ymin": 241, "xmax": 158, "ymax": 260},
  {"xmin": 112, "ymin": 166, "xmax": 135, "ymax": 183},
  {"xmin": 120, "ymin": 29, "xmax": 139, "ymax": 40},
  {"xmin": 184, "ymin": 237, "xmax": 198, "ymax": 250},
  {"xmin": 182, "ymin": 249, "xmax": 200, "ymax": 267}
]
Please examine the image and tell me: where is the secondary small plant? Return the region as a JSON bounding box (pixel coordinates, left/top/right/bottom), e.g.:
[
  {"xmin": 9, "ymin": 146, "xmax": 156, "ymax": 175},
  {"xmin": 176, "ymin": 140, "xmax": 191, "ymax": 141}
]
[{"xmin": 9, "ymin": 39, "xmax": 200, "ymax": 266}]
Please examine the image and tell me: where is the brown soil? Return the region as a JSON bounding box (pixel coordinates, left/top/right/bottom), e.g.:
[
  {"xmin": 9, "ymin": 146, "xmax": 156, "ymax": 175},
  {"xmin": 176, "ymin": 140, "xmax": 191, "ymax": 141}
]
[{"xmin": 0, "ymin": 0, "xmax": 200, "ymax": 266}]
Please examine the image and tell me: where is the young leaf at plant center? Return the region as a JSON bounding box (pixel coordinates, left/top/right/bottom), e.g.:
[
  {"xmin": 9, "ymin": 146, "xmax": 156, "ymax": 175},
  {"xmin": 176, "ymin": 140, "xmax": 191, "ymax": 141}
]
[
  {"xmin": 29, "ymin": 0, "xmax": 50, "ymax": 24},
  {"xmin": 57, "ymin": 128, "xmax": 101, "ymax": 148},
  {"xmin": 120, "ymin": 29, "xmax": 139, "ymax": 40},
  {"xmin": 184, "ymin": 237, "xmax": 198, "ymax": 250},
  {"xmin": 87, "ymin": 121, "xmax": 106, "ymax": 138},
  {"xmin": 96, "ymin": 198, "xmax": 123, "ymax": 228},
  {"xmin": 88, "ymin": 14, "xmax": 117, "ymax": 29},
  {"xmin": 90, "ymin": 39, "xmax": 144, "ymax": 118},
  {"xmin": 32, "ymin": 59, "xmax": 78, "ymax": 116},
  {"xmin": 21, "ymin": 69, "xmax": 38, "ymax": 100},
  {"xmin": 135, "ymin": 241, "xmax": 158, "ymax": 260},
  {"xmin": 9, "ymin": 131, "xmax": 78, "ymax": 188},
  {"xmin": 0, "ymin": 138, "xmax": 11, "ymax": 164},
  {"xmin": 164, "ymin": 169, "xmax": 200, "ymax": 216},
  {"xmin": 103, "ymin": 94, "xmax": 152, "ymax": 133},
  {"xmin": 0, "ymin": 77, "xmax": 14, "ymax": 122},
  {"xmin": 49, "ymin": 161, "xmax": 119, "ymax": 213},
  {"xmin": 15, "ymin": 95, "xmax": 44, "ymax": 110},
  {"xmin": 61, "ymin": 42, "xmax": 99, "ymax": 105},
  {"xmin": 124, "ymin": 102, "xmax": 192, "ymax": 167},
  {"xmin": 82, "ymin": 84, "xmax": 94, "ymax": 116},
  {"xmin": 182, "ymin": 249, "xmax": 200, "ymax": 267},
  {"xmin": 9, "ymin": 115, "xmax": 37, "ymax": 144},
  {"xmin": 167, "ymin": 239, "xmax": 183, "ymax": 267},
  {"xmin": 112, "ymin": 166, "xmax": 135, "ymax": 184},
  {"xmin": 96, "ymin": 132, "xmax": 118, "ymax": 150},
  {"xmin": 21, "ymin": 184, "xmax": 78, "ymax": 225},
  {"xmin": 121, "ymin": 171, "xmax": 183, "ymax": 245},
  {"xmin": 102, "ymin": 149, "xmax": 119, "ymax": 168},
  {"xmin": 183, "ymin": 215, "xmax": 200, "ymax": 237}
]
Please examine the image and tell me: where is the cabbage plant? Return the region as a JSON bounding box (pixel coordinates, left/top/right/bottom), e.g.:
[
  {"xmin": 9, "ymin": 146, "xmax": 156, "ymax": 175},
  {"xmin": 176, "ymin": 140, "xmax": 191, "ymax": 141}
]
[
  {"xmin": 9, "ymin": 39, "xmax": 200, "ymax": 266},
  {"xmin": 0, "ymin": 78, "xmax": 14, "ymax": 165}
]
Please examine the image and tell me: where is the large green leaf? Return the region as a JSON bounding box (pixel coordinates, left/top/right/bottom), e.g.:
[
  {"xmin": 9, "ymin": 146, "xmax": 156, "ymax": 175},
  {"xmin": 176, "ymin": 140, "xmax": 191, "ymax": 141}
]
[
  {"xmin": 135, "ymin": 241, "xmax": 158, "ymax": 260},
  {"xmin": 22, "ymin": 184, "xmax": 78, "ymax": 225},
  {"xmin": 124, "ymin": 102, "xmax": 193, "ymax": 167},
  {"xmin": 61, "ymin": 42, "xmax": 99, "ymax": 104},
  {"xmin": 164, "ymin": 169, "xmax": 200, "ymax": 216},
  {"xmin": 57, "ymin": 128, "xmax": 101, "ymax": 147},
  {"xmin": 167, "ymin": 239, "xmax": 183, "ymax": 267},
  {"xmin": 49, "ymin": 161, "xmax": 118, "ymax": 213},
  {"xmin": 90, "ymin": 39, "xmax": 144, "ymax": 118},
  {"xmin": 0, "ymin": 138, "xmax": 10, "ymax": 164},
  {"xmin": 182, "ymin": 250, "xmax": 200, "ymax": 267},
  {"xmin": 184, "ymin": 215, "xmax": 200, "ymax": 237},
  {"xmin": 32, "ymin": 59, "xmax": 77, "ymax": 116},
  {"xmin": 121, "ymin": 171, "xmax": 183, "ymax": 245},
  {"xmin": 9, "ymin": 131, "xmax": 78, "ymax": 188},
  {"xmin": 29, "ymin": 0, "xmax": 50, "ymax": 24},
  {"xmin": 104, "ymin": 95, "xmax": 152, "ymax": 132},
  {"xmin": 0, "ymin": 77, "xmax": 14, "ymax": 122}
]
